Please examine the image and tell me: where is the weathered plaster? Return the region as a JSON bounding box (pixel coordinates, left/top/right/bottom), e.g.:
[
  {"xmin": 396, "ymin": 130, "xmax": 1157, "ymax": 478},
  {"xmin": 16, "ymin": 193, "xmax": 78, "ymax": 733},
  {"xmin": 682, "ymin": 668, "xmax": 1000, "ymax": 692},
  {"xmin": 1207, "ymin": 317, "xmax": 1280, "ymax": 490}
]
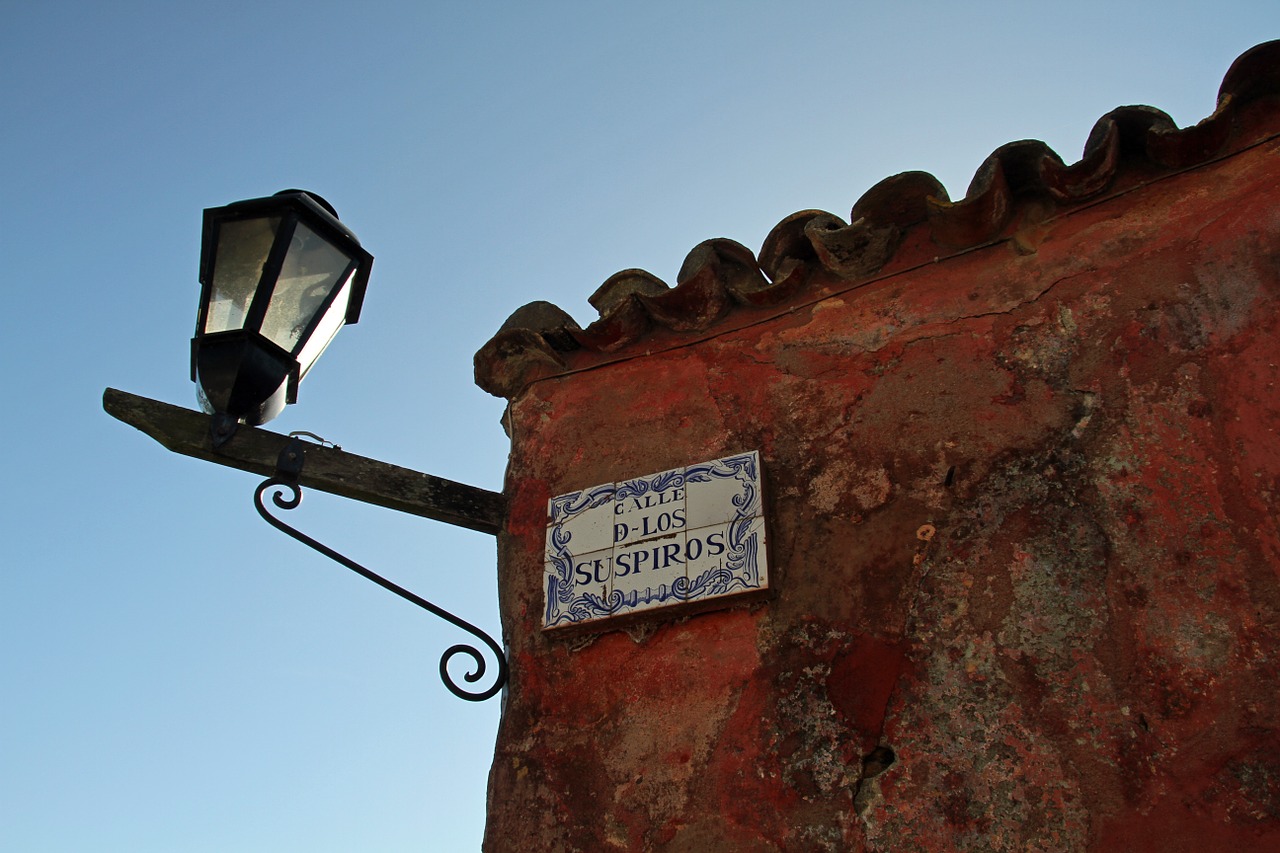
[{"xmin": 480, "ymin": 74, "xmax": 1280, "ymax": 852}]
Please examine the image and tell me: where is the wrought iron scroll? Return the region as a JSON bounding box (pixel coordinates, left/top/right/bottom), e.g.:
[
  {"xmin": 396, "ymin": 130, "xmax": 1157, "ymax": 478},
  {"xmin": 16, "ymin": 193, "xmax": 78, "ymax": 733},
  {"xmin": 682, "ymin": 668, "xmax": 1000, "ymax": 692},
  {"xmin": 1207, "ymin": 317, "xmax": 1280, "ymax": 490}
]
[{"xmin": 253, "ymin": 439, "xmax": 508, "ymax": 702}]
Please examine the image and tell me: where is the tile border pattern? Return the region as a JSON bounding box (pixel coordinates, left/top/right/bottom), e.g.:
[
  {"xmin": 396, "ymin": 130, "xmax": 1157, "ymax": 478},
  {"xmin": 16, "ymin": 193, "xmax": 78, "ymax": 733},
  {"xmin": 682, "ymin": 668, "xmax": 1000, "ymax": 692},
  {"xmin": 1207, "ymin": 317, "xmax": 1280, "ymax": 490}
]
[{"xmin": 543, "ymin": 451, "xmax": 768, "ymax": 630}]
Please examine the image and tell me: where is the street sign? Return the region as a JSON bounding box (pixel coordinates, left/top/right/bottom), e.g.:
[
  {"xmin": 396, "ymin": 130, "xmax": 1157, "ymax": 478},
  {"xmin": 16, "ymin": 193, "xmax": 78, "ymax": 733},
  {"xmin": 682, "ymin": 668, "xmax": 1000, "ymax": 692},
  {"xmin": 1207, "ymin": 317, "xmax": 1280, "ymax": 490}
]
[{"xmin": 543, "ymin": 451, "xmax": 769, "ymax": 630}]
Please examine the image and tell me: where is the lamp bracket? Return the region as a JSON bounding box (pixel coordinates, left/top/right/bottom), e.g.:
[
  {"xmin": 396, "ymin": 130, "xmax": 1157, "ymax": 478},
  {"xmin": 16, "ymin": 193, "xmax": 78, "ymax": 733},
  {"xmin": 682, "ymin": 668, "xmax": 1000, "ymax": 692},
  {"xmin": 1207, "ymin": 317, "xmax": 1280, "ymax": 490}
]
[
  {"xmin": 210, "ymin": 412, "xmax": 240, "ymax": 449},
  {"xmin": 274, "ymin": 436, "xmax": 307, "ymax": 480},
  {"xmin": 255, "ymin": 437, "xmax": 508, "ymax": 702}
]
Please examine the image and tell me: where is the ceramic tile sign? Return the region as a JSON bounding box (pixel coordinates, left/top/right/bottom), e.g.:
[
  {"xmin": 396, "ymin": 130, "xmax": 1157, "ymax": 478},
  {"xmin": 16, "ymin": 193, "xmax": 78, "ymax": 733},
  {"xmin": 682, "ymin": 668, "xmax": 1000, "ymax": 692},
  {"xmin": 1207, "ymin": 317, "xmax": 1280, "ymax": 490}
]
[{"xmin": 543, "ymin": 451, "xmax": 768, "ymax": 630}]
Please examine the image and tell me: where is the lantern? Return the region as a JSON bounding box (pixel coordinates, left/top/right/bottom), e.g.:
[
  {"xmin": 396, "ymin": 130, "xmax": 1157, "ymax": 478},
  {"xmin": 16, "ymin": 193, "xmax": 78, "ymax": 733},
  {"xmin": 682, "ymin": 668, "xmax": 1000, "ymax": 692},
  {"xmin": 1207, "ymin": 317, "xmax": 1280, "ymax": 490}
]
[{"xmin": 192, "ymin": 190, "xmax": 372, "ymax": 434}]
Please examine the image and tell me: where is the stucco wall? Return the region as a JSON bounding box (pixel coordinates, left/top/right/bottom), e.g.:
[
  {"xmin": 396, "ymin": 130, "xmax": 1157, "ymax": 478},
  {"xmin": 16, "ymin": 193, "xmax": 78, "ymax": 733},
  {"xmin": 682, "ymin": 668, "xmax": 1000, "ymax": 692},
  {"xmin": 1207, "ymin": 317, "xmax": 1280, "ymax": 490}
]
[{"xmin": 478, "ymin": 49, "xmax": 1280, "ymax": 852}]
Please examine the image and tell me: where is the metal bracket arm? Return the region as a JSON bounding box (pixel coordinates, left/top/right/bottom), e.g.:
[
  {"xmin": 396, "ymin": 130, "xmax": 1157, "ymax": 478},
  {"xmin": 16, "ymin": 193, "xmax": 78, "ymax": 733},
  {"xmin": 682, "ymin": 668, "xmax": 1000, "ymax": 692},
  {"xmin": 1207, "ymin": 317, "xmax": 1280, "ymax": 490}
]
[{"xmin": 257, "ymin": 438, "xmax": 508, "ymax": 701}]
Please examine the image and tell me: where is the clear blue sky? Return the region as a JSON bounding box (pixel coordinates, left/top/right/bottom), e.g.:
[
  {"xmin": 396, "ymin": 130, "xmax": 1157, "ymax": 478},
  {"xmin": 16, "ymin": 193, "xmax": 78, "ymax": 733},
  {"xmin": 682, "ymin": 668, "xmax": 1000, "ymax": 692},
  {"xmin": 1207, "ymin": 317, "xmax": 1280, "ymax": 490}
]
[{"xmin": 1, "ymin": 3, "xmax": 1273, "ymax": 850}]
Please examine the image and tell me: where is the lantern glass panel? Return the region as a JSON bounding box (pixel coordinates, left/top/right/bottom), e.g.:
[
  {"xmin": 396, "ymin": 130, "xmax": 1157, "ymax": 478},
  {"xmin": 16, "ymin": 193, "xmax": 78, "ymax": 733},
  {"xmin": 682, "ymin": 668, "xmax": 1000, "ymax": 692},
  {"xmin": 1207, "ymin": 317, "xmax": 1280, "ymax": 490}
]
[
  {"xmin": 260, "ymin": 221, "xmax": 354, "ymax": 354},
  {"xmin": 204, "ymin": 216, "xmax": 281, "ymax": 333},
  {"xmin": 296, "ymin": 275, "xmax": 354, "ymax": 380}
]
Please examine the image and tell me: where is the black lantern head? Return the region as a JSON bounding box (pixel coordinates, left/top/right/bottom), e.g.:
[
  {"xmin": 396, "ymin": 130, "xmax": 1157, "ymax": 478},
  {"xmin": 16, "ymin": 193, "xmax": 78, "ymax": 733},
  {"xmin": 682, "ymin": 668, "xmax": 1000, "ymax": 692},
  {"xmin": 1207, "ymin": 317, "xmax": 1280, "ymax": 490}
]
[{"xmin": 192, "ymin": 190, "xmax": 372, "ymax": 433}]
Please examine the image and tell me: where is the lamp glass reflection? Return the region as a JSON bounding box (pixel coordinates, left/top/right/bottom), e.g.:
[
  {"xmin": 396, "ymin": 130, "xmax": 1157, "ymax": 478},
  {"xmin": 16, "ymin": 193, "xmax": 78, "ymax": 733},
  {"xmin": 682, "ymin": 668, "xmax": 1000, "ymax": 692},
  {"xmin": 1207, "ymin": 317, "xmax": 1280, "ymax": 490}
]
[
  {"xmin": 260, "ymin": 221, "xmax": 355, "ymax": 357},
  {"xmin": 204, "ymin": 216, "xmax": 280, "ymax": 334}
]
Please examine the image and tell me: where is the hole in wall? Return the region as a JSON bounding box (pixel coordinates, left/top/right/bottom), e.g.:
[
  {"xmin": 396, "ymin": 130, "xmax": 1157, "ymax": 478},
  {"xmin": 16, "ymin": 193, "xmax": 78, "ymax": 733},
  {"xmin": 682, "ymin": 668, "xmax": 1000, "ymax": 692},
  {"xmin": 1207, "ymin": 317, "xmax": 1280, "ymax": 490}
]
[{"xmin": 861, "ymin": 745, "xmax": 896, "ymax": 780}]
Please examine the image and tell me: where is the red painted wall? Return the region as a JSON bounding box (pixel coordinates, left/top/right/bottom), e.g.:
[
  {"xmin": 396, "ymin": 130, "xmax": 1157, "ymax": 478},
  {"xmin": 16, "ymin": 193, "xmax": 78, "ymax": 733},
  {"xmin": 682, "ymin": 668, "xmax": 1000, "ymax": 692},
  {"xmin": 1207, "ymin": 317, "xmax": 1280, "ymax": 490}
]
[{"xmin": 477, "ymin": 43, "xmax": 1280, "ymax": 852}]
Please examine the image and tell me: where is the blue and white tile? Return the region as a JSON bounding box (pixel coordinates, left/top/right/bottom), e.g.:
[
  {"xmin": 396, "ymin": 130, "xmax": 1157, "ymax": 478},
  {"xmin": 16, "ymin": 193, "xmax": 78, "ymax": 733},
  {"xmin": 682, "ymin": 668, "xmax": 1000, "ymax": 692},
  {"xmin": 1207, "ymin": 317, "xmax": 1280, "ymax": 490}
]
[
  {"xmin": 612, "ymin": 531, "xmax": 689, "ymax": 616},
  {"xmin": 545, "ymin": 483, "xmax": 616, "ymax": 560},
  {"xmin": 685, "ymin": 451, "xmax": 762, "ymax": 531},
  {"xmin": 613, "ymin": 465, "xmax": 688, "ymax": 548},
  {"xmin": 543, "ymin": 547, "xmax": 613, "ymax": 629},
  {"xmin": 683, "ymin": 516, "xmax": 768, "ymax": 603}
]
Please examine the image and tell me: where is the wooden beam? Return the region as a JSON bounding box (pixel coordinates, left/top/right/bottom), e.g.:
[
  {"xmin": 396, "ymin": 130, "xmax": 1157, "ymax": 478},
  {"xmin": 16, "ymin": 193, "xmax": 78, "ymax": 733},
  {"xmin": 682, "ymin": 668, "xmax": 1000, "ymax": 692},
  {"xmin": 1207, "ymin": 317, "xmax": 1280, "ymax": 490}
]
[{"xmin": 103, "ymin": 388, "xmax": 505, "ymax": 535}]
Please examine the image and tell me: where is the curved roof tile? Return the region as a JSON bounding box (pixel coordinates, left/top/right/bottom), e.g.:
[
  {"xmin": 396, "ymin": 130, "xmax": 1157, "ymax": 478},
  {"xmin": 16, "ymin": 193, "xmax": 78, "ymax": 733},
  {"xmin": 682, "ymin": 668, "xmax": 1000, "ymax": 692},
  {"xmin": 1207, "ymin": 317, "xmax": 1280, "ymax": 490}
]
[{"xmin": 476, "ymin": 40, "xmax": 1280, "ymax": 400}]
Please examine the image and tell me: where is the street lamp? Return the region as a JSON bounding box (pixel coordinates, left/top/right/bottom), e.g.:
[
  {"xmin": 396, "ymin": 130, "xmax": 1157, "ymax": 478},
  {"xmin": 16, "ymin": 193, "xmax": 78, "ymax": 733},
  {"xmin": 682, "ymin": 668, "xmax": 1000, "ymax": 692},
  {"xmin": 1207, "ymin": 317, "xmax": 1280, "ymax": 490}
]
[
  {"xmin": 105, "ymin": 190, "xmax": 507, "ymax": 702},
  {"xmin": 193, "ymin": 190, "xmax": 372, "ymax": 443}
]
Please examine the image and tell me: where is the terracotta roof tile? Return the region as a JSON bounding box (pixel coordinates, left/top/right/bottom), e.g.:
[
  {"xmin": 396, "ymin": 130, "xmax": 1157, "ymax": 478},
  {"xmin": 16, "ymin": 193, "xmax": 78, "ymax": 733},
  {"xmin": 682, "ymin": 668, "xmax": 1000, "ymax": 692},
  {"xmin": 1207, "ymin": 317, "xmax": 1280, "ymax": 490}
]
[{"xmin": 476, "ymin": 40, "xmax": 1280, "ymax": 400}]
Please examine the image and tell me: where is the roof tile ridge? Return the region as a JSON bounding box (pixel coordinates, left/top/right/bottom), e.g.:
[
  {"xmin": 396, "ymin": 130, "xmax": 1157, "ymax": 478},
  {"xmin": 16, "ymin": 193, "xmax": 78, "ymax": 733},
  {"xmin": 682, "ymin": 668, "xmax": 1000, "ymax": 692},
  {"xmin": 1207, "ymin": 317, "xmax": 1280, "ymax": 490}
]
[{"xmin": 476, "ymin": 40, "xmax": 1280, "ymax": 400}]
